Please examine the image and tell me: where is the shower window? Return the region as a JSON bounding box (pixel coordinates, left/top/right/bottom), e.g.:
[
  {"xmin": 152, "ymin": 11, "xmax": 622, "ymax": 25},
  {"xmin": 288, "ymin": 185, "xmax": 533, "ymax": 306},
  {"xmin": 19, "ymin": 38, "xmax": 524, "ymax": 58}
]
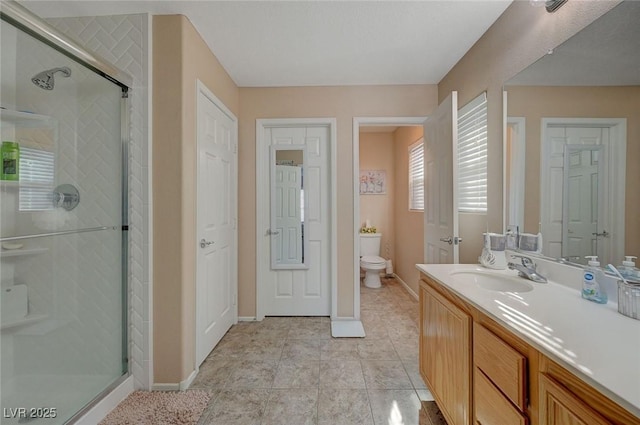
[{"xmin": 19, "ymin": 147, "xmax": 55, "ymax": 211}]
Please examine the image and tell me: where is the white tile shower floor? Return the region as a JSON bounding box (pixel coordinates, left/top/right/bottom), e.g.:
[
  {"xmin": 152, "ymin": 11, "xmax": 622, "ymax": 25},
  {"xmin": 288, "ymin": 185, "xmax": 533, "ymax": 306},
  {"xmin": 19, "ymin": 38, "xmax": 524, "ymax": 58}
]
[{"xmin": 191, "ymin": 276, "xmax": 446, "ymax": 425}]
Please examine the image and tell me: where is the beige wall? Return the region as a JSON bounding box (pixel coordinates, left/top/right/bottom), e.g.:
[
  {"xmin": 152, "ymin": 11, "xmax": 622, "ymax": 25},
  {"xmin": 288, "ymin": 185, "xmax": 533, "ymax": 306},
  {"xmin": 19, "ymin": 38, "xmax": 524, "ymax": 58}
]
[
  {"xmin": 151, "ymin": 0, "xmax": 621, "ymax": 384},
  {"xmin": 359, "ymin": 132, "xmax": 395, "ymax": 260},
  {"xmin": 507, "ymin": 85, "xmax": 640, "ymax": 257},
  {"xmin": 153, "ymin": 15, "xmax": 239, "ymax": 384},
  {"xmin": 438, "ymin": 0, "xmax": 620, "ymax": 253},
  {"xmin": 392, "ymin": 126, "xmax": 424, "ymax": 294},
  {"xmin": 238, "ymin": 85, "xmax": 437, "ymax": 317}
]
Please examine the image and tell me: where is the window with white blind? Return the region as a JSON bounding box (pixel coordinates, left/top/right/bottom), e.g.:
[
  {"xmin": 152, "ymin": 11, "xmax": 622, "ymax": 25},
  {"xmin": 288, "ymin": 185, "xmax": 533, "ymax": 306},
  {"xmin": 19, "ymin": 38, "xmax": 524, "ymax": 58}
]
[
  {"xmin": 408, "ymin": 138, "xmax": 424, "ymax": 211},
  {"xmin": 19, "ymin": 147, "xmax": 55, "ymax": 211},
  {"xmin": 457, "ymin": 92, "xmax": 488, "ymax": 213}
]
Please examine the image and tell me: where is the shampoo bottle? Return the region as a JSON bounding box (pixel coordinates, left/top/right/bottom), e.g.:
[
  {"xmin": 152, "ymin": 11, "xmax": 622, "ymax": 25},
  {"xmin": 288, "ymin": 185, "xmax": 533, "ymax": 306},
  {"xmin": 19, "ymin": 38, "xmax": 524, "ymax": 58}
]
[
  {"xmin": 1, "ymin": 141, "xmax": 19, "ymax": 181},
  {"xmin": 619, "ymin": 256, "xmax": 640, "ymax": 282},
  {"xmin": 582, "ymin": 256, "xmax": 607, "ymax": 304}
]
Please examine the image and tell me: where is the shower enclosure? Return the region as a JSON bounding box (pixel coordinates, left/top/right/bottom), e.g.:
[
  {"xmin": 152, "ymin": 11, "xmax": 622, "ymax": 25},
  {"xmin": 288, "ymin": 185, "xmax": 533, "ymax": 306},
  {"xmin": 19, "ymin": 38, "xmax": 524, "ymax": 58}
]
[{"xmin": 1, "ymin": 3, "xmax": 130, "ymax": 424}]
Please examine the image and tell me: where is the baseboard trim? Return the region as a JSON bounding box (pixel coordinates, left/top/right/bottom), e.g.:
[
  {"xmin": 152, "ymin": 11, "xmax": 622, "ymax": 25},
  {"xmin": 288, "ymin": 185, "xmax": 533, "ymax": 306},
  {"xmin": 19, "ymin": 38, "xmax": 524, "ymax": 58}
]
[
  {"xmin": 180, "ymin": 369, "xmax": 198, "ymax": 390},
  {"xmin": 393, "ymin": 273, "xmax": 418, "ymax": 300},
  {"xmin": 331, "ymin": 319, "xmax": 366, "ymax": 337},
  {"xmin": 151, "ymin": 383, "xmax": 180, "ymax": 391},
  {"xmin": 74, "ymin": 376, "xmax": 133, "ymax": 425},
  {"xmin": 238, "ymin": 316, "xmax": 257, "ymax": 322}
]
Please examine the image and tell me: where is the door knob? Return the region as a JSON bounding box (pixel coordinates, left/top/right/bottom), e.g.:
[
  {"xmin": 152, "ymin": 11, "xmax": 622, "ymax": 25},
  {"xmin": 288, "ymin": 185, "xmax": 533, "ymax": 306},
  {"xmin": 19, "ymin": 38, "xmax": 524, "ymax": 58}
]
[
  {"xmin": 440, "ymin": 237, "xmax": 453, "ymax": 245},
  {"xmin": 267, "ymin": 229, "xmax": 280, "ymax": 236},
  {"xmin": 200, "ymin": 238, "xmax": 214, "ymax": 248}
]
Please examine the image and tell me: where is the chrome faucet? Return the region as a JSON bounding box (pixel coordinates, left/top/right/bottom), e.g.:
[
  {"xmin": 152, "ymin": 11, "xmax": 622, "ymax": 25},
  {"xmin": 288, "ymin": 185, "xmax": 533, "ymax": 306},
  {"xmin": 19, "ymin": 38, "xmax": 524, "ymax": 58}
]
[{"xmin": 508, "ymin": 255, "xmax": 548, "ymax": 283}]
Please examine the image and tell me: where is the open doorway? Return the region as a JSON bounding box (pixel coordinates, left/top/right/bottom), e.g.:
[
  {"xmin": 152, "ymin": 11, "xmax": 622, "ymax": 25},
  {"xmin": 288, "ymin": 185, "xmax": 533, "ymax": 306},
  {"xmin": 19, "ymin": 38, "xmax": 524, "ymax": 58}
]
[{"xmin": 352, "ymin": 117, "xmax": 426, "ymax": 327}]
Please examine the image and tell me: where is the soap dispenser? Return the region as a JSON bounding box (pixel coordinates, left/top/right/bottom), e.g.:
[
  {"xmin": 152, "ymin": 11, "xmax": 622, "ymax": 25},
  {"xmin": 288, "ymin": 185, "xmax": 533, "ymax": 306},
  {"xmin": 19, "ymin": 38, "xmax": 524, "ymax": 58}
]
[
  {"xmin": 582, "ymin": 256, "xmax": 607, "ymax": 304},
  {"xmin": 619, "ymin": 256, "xmax": 640, "ymax": 282}
]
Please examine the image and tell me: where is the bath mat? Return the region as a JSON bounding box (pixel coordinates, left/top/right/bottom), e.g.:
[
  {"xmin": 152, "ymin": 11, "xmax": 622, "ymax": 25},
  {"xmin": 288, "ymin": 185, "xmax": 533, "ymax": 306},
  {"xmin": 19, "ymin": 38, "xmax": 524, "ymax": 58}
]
[
  {"xmin": 99, "ymin": 390, "xmax": 211, "ymax": 425},
  {"xmin": 419, "ymin": 401, "xmax": 447, "ymax": 425}
]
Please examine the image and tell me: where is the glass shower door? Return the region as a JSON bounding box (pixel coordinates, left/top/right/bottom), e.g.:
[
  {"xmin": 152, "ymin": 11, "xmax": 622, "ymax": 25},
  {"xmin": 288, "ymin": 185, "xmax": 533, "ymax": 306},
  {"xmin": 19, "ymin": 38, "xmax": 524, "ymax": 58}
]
[{"xmin": 1, "ymin": 17, "xmax": 127, "ymax": 424}]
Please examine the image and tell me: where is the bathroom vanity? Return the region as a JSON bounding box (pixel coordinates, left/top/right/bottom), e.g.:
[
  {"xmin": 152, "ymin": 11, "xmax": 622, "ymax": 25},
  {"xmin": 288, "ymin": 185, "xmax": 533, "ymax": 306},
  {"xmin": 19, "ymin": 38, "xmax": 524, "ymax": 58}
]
[{"xmin": 417, "ymin": 264, "xmax": 640, "ymax": 425}]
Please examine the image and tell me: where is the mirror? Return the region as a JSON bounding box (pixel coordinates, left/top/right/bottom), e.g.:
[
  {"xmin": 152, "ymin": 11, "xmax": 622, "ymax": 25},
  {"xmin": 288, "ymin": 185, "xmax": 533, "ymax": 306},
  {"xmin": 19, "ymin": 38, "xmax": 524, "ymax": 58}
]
[
  {"xmin": 270, "ymin": 145, "xmax": 308, "ymax": 269},
  {"xmin": 504, "ymin": 0, "xmax": 640, "ymax": 266}
]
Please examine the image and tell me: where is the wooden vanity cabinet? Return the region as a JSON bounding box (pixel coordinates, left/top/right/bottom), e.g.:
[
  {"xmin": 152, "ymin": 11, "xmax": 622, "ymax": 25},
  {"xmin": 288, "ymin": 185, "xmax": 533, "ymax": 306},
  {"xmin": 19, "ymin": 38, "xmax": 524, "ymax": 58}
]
[
  {"xmin": 420, "ymin": 281, "xmax": 472, "ymax": 425},
  {"xmin": 419, "ymin": 273, "xmax": 640, "ymax": 425}
]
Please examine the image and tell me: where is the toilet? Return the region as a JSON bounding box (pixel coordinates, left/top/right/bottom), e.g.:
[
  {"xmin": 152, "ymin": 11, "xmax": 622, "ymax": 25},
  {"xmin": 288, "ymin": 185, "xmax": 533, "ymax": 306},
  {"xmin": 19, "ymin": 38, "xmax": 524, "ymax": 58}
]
[{"xmin": 360, "ymin": 233, "xmax": 386, "ymax": 289}]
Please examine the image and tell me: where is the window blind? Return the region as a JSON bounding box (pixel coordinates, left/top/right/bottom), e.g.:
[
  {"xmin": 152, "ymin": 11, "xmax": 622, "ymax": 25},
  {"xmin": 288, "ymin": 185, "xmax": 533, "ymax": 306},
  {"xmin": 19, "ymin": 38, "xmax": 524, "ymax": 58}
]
[
  {"xmin": 408, "ymin": 138, "xmax": 424, "ymax": 210},
  {"xmin": 19, "ymin": 147, "xmax": 55, "ymax": 211},
  {"xmin": 457, "ymin": 92, "xmax": 488, "ymax": 213}
]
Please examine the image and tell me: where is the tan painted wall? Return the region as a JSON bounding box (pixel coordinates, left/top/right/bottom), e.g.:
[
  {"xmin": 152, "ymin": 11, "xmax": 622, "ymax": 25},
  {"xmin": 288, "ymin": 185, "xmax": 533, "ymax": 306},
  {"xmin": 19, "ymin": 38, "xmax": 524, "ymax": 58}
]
[
  {"xmin": 153, "ymin": 15, "xmax": 239, "ymax": 384},
  {"xmin": 238, "ymin": 85, "xmax": 437, "ymax": 317},
  {"xmin": 438, "ymin": 0, "xmax": 620, "ymax": 259},
  {"xmin": 507, "ymin": 85, "xmax": 640, "ymax": 258},
  {"xmin": 359, "ymin": 133, "xmax": 395, "ymax": 260},
  {"xmin": 392, "ymin": 126, "xmax": 424, "ymax": 294}
]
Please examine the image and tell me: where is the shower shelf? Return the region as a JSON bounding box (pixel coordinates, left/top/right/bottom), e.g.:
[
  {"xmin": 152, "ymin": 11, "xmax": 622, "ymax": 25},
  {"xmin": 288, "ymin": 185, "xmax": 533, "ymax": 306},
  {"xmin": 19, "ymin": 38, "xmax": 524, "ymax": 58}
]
[
  {"xmin": 0, "ymin": 247, "xmax": 48, "ymax": 258},
  {"xmin": 0, "ymin": 313, "xmax": 48, "ymax": 332},
  {"xmin": 0, "ymin": 109, "xmax": 53, "ymax": 127}
]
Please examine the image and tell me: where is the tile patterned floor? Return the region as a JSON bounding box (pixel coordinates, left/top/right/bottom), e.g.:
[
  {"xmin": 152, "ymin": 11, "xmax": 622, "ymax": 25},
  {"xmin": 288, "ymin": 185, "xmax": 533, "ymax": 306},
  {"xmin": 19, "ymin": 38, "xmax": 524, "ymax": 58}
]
[{"xmin": 192, "ymin": 277, "xmax": 446, "ymax": 425}]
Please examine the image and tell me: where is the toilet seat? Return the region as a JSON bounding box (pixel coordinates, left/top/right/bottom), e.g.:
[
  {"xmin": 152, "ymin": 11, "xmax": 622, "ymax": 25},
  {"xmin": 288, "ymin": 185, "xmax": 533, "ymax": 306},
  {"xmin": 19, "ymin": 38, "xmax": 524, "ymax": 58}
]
[{"xmin": 360, "ymin": 255, "xmax": 386, "ymax": 268}]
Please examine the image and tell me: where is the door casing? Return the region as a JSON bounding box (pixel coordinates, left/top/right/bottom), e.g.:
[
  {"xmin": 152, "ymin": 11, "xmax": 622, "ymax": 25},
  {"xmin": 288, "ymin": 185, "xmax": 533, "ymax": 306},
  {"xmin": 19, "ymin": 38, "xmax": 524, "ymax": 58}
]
[
  {"xmin": 352, "ymin": 116, "xmax": 427, "ymax": 321},
  {"xmin": 255, "ymin": 118, "xmax": 337, "ymax": 321}
]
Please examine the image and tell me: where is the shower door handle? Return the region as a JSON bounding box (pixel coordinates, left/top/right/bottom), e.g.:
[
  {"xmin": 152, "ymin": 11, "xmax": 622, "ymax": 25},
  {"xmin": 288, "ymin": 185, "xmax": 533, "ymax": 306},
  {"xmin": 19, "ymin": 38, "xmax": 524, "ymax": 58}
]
[{"xmin": 200, "ymin": 239, "xmax": 214, "ymax": 248}]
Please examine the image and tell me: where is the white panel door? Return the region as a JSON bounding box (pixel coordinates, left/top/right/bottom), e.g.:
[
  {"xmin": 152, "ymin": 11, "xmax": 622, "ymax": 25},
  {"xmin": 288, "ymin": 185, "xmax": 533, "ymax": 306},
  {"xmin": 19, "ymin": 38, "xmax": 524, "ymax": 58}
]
[
  {"xmin": 196, "ymin": 87, "xmax": 236, "ymax": 366},
  {"xmin": 423, "ymin": 92, "xmax": 460, "ymax": 264},
  {"xmin": 542, "ymin": 125, "xmax": 606, "ymax": 261},
  {"xmin": 261, "ymin": 126, "xmax": 330, "ymax": 316},
  {"xmin": 273, "ymin": 165, "xmax": 303, "ymax": 264},
  {"xmin": 563, "ymin": 146, "xmax": 603, "ymax": 261}
]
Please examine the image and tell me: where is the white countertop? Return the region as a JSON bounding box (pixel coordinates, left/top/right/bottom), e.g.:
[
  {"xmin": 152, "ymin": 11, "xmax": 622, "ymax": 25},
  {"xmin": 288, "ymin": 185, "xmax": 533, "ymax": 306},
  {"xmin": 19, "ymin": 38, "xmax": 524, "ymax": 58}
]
[{"xmin": 416, "ymin": 263, "xmax": 640, "ymax": 418}]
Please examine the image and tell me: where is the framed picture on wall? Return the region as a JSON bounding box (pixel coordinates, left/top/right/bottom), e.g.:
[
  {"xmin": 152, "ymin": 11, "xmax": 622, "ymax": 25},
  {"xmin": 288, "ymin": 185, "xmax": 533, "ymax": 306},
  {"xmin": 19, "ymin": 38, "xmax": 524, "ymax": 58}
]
[{"xmin": 359, "ymin": 170, "xmax": 386, "ymax": 194}]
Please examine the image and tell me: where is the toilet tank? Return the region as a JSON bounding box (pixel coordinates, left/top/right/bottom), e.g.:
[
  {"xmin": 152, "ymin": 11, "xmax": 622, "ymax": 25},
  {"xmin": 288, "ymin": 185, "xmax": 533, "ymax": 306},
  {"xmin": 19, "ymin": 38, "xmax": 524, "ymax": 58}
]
[{"xmin": 360, "ymin": 233, "xmax": 382, "ymax": 256}]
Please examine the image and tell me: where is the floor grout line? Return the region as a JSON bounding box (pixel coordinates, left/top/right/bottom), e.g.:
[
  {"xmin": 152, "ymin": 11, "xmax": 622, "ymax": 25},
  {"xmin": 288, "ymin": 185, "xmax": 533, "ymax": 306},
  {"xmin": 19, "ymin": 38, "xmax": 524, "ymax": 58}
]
[{"xmin": 194, "ymin": 276, "xmax": 436, "ymax": 425}]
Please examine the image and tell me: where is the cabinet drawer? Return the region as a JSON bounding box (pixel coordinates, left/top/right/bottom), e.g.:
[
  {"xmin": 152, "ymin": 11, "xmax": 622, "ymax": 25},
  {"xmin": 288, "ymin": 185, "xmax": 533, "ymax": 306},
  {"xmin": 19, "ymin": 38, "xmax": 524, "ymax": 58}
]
[
  {"xmin": 474, "ymin": 323, "xmax": 527, "ymax": 410},
  {"xmin": 475, "ymin": 368, "xmax": 528, "ymax": 425}
]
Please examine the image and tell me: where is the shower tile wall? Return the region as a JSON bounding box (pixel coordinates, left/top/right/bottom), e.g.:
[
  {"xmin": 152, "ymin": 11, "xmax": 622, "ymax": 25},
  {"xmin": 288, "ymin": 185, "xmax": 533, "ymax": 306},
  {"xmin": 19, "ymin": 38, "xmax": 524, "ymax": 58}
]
[{"xmin": 45, "ymin": 14, "xmax": 151, "ymax": 390}]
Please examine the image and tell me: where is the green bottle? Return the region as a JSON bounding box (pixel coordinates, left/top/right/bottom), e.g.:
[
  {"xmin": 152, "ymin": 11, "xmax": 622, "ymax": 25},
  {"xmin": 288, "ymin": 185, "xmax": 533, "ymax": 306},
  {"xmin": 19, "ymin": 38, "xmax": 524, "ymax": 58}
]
[{"xmin": 1, "ymin": 141, "xmax": 19, "ymax": 181}]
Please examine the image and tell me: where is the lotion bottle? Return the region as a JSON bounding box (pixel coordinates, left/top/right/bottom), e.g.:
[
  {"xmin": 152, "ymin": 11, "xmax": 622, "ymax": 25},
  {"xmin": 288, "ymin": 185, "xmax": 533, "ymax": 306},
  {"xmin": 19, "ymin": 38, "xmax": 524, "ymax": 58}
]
[
  {"xmin": 582, "ymin": 256, "xmax": 607, "ymax": 304},
  {"xmin": 619, "ymin": 256, "xmax": 640, "ymax": 281}
]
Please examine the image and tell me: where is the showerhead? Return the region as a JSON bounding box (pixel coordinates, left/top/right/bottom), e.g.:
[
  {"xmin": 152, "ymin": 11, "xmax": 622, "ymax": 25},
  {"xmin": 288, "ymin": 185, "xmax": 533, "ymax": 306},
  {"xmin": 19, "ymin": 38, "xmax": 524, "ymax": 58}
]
[{"xmin": 31, "ymin": 66, "xmax": 71, "ymax": 90}]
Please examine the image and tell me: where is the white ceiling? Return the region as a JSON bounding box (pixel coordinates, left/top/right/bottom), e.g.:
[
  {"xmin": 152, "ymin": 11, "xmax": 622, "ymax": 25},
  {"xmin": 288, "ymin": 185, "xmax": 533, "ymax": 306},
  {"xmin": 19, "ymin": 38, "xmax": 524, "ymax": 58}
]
[{"xmin": 20, "ymin": 0, "xmax": 512, "ymax": 87}]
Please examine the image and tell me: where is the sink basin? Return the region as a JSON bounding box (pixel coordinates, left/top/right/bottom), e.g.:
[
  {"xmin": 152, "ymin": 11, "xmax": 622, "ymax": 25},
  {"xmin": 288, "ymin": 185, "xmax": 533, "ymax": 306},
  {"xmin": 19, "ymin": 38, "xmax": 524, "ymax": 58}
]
[{"xmin": 451, "ymin": 270, "xmax": 534, "ymax": 293}]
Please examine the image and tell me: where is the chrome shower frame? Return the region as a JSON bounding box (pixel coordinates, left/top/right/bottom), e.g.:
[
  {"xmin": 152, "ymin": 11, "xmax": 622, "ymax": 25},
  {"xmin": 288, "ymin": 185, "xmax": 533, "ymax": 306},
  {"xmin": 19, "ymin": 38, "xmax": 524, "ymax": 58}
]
[{"xmin": 1, "ymin": 1, "xmax": 133, "ymax": 422}]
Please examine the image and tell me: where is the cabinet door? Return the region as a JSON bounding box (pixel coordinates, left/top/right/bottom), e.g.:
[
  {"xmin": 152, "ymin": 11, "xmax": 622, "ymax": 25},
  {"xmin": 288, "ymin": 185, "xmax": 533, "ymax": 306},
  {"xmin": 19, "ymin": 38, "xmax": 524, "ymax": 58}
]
[
  {"xmin": 539, "ymin": 374, "xmax": 612, "ymax": 425},
  {"xmin": 420, "ymin": 282, "xmax": 472, "ymax": 425}
]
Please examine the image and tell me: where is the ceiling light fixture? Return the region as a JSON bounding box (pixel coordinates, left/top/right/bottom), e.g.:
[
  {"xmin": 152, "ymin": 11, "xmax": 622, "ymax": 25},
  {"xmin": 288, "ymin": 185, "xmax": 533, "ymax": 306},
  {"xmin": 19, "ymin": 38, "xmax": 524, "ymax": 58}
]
[{"xmin": 530, "ymin": 0, "xmax": 568, "ymax": 13}]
